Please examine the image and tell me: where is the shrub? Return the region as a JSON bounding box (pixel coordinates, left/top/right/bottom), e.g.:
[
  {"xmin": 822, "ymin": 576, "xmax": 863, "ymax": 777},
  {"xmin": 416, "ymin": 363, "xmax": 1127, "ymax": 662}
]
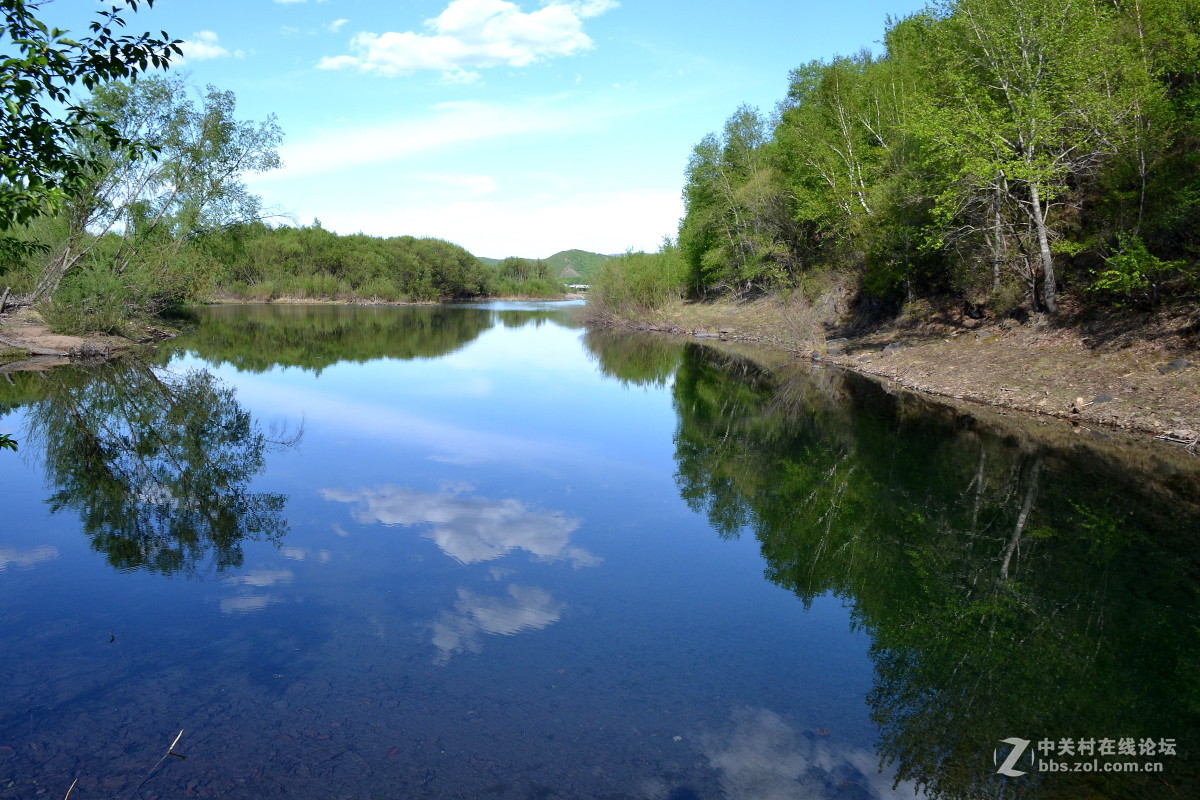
[
  {"xmin": 1089, "ymin": 234, "xmax": 1190, "ymax": 307},
  {"xmin": 590, "ymin": 243, "xmax": 688, "ymax": 316}
]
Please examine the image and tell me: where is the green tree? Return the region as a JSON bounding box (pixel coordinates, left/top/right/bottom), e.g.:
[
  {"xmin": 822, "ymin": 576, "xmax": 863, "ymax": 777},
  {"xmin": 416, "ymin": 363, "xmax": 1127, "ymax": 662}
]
[
  {"xmin": 679, "ymin": 105, "xmax": 797, "ymax": 296},
  {"xmin": 917, "ymin": 0, "xmax": 1154, "ymax": 312},
  {"xmin": 775, "ymin": 46, "xmax": 938, "ymax": 297},
  {"xmin": 29, "ymin": 75, "xmax": 282, "ymax": 309},
  {"xmin": 0, "ymin": 0, "xmax": 179, "ymax": 254}
]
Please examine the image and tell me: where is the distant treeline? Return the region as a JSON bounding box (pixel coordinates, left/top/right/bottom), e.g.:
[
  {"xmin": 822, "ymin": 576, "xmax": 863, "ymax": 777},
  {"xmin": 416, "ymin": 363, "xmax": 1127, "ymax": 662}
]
[
  {"xmin": 595, "ymin": 0, "xmax": 1200, "ymax": 317},
  {"xmin": 200, "ymin": 221, "xmax": 564, "ymax": 304}
]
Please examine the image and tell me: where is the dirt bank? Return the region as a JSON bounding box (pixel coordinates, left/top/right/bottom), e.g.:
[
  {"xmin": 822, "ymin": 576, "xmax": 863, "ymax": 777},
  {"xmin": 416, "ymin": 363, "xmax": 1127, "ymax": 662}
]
[
  {"xmin": 585, "ymin": 295, "xmax": 1200, "ymax": 451},
  {"xmin": 0, "ymin": 308, "xmax": 153, "ymax": 371}
]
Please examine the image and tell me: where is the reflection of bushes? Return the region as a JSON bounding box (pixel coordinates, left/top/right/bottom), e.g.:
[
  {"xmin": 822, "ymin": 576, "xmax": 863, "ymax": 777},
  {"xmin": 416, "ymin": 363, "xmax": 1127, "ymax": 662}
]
[
  {"xmin": 671, "ymin": 345, "xmax": 1200, "ymax": 799},
  {"xmin": 179, "ymin": 305, "xmax": 497, "ymax": 373},
  {"xmin": 582, "ymin": 328, "xmax": 684, "ymax": 388},
  {"xmin": 178, "ymin": 304, "xmax": 581, "ymax": 373},
  {"xmin": 24, "ymin": 360, "xmax": 297, "ymax": 575}
]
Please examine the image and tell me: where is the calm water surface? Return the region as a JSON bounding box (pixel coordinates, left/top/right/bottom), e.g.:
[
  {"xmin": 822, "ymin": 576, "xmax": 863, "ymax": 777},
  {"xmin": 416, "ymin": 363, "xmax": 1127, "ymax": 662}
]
[{"xmin": 1, "ymin": 303, "xmax": 1197, "ymax": 799}]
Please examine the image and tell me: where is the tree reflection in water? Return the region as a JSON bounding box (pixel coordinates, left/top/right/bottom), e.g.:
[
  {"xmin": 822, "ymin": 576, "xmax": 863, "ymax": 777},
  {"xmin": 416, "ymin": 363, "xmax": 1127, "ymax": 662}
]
[
  {"xmin": 172, "ymin": 303, "xmax": 581, "ymax": 374},
  {"xmin": 22, "ymin": 359, "xmax": 298, "ymax": 575},
  {"xmin": 586, "ymin": 331, "xmax": 1200, "ymax": 800}
]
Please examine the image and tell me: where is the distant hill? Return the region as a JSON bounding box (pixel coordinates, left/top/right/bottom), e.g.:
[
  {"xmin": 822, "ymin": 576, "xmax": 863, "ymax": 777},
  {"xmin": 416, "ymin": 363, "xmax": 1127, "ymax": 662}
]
[
  {"xmin": 543, "ymin": 250, "xmax": 612, "ymax": 281},
  {"xmin": 476, "ymin": 250, "xmax": 613, "ymax": 282}
]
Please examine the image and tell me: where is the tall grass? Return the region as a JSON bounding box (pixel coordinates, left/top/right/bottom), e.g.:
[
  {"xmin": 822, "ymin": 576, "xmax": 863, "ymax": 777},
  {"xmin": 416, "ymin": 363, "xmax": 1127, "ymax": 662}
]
[{"xmin": 588, "ymin": 243, "xmax": 688, "ymax": 318}]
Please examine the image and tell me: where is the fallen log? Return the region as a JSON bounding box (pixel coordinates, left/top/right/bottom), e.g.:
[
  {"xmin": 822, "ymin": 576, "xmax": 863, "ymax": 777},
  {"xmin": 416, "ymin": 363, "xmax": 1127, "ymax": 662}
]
[{"xmin": 0, "ymin": 332, "xmax": 68, "ymax": 357}]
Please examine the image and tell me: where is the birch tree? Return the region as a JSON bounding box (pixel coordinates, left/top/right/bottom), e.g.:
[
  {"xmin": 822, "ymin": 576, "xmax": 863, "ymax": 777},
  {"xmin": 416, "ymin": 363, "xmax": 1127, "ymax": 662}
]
[{"xmin": 920, "ymin": 0, "xmax": 1150, "ymax": 311}]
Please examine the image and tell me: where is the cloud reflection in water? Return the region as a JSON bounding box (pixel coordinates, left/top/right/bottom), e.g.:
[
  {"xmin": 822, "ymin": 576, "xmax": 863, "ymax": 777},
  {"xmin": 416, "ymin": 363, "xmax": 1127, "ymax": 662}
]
[
  {"xmin": 322, "ymin": 484, "xmax": 596, "ymax": 662},
  {"xmin": 0, "ymin": 545, "xmax": 59, "ymax": 572},
  {"xmin": 220, "ymin": 569, "xmax": 295, "ymax": 615},
  {"xmin": 321, "ymin": 484, "xmax": 600, "ymax": 567},
  {"xmin": 431, "ymin": 584, "xmax": 565, "ymax": 664},
  {"xmin": 700, "ymin": 708, "xmax": 924, "ymax": 800}
]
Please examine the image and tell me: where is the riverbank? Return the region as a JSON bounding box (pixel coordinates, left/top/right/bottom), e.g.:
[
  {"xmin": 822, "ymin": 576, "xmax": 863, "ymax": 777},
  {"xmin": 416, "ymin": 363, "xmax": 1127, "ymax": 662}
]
[
  {"xmin": 0, "ymin": 294, "xmax": 583, "ymax": 370},
  {"xmin": 8, "ymin": 295, "xmax": 1197, "ymax": 449},
  {"xmin": 585, "ymin": 295, "xmax": 1200, "ymax": 449},
  {"xmin": 0, "ymin": 307, "xmax": 150, "ymax": 371},
  {"xmin": 204, "ymin": 291, "xmax": 578, "ymax": 305}
]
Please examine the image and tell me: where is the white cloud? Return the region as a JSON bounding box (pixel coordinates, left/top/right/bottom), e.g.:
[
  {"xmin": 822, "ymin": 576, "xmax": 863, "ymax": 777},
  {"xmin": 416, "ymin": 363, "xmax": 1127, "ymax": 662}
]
[
  {"xmin": 327, "ymin": 18, "xmax": 349, "ymax": 33},
  {"xmin": 441, "ymin": 68, "xmax": 483, "ymax": 84},
  {"xmin": 409, "ymin": 173, "xmax": 499, "ymax": 197},
  {"xmin": 274, "ymin": 0, "xmax": 307, "ymax": 4},
  {"xmin": 179, "ymin": 30, "xmax": 242, "ymax": 62},
  {"xmin": 254, "ymin": 99, "xmax": 586, "ymax": 182},
  {"xmin": 317, "ymin": 0, "xmax": 617, "ymax": 79},
  {"xmin": 569, "ymin": 0, "xmax": 618, "ymax": 17}
]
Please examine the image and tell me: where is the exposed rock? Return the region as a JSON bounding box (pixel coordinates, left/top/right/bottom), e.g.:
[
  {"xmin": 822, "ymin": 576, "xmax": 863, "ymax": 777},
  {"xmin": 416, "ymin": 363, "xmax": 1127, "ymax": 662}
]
[
  {"xmin": 694, "ymin": 332, "xmax": 719, "ymax": 339},
  {"xmin": 883, "ymin": 342, "xmax": 905, "ymax": 354},
  {"xmin": 1158, "ymin": 358, "xmax": 1194, "ymax": 374},
  {"xmin": 825, "ymin": 337, "xmax": 849, "ymax": 353},
  {"xmin": 1093, "ymin": 393, "xmax": 1117, "ymax": 404}
]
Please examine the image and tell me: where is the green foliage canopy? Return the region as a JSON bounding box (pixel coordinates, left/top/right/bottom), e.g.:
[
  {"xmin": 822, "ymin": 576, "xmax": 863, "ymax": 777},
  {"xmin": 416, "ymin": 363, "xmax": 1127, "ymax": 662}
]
[
  {"xmin": 670, "ymin": 0, "xmax": 1199, "ymax": 313},
  {"xmin": 0, "ymin": 0, "xmax": 179, "ymax": 243}
]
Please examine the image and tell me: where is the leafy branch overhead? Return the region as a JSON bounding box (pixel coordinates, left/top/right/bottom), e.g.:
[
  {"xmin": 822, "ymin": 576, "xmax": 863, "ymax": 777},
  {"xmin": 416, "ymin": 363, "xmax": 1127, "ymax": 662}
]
[{"xmin": 0, "ymin": 0, "xmax": 182, "ymax": 231}]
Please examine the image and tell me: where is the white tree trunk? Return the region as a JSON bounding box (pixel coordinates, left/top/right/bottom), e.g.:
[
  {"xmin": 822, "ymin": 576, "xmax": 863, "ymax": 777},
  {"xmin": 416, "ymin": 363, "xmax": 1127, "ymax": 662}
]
[{"xmin": 1028, "ymin": 182, "xmax": 1058, "ymax": 312}]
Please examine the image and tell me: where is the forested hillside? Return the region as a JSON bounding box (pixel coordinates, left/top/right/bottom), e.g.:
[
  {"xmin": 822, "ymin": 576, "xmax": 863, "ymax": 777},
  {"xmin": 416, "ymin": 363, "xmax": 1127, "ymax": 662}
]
[
  {"xmin": 200, "ymin": 222, "xmax": 495, "ymax": 303},
  {"xmin": 480, "ymin": 250, "xmax": 611, "ymax": 282},
  {"xmin": 596, "ymin": 0, "xmax": 1200, "ymax": 319}
]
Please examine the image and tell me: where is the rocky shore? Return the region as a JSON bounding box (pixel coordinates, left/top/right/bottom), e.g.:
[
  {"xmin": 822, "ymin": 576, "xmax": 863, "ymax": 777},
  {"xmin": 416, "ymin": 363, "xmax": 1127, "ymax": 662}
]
[{"xmin": 585, "ymin": 295, "xmax": 1200, "ymax": 452}]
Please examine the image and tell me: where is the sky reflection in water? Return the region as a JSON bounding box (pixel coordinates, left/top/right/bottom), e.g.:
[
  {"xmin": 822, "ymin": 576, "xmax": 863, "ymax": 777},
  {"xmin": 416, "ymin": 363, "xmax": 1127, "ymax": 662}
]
[{"xmin": 5, "ymin": 303, "xmax": 1194, "ymax": 798}]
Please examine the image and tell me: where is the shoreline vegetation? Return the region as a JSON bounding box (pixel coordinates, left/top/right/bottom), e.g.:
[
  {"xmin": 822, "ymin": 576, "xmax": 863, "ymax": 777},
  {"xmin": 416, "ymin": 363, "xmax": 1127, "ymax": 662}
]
[
  {"xmin": 3, "ymin": 0, "xmax": 1198, "ymax": 449},
  {"xmin": 578, "ymin": 0, "xmax": 1200, "ymax": 451}
]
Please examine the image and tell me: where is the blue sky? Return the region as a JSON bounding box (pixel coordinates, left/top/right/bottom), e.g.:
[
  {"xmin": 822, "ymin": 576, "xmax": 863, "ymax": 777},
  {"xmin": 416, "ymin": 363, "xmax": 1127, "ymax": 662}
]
[{"xmin": 53, "ymin": 0, "xmax": 926, "ymax": 258}]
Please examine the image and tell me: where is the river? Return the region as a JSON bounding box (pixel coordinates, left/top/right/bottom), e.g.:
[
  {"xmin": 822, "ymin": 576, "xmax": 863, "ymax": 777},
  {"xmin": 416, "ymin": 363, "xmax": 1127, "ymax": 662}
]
[{"xmin": 0, "ymin": 302, "xmax": 1196, "ymax": 799}]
